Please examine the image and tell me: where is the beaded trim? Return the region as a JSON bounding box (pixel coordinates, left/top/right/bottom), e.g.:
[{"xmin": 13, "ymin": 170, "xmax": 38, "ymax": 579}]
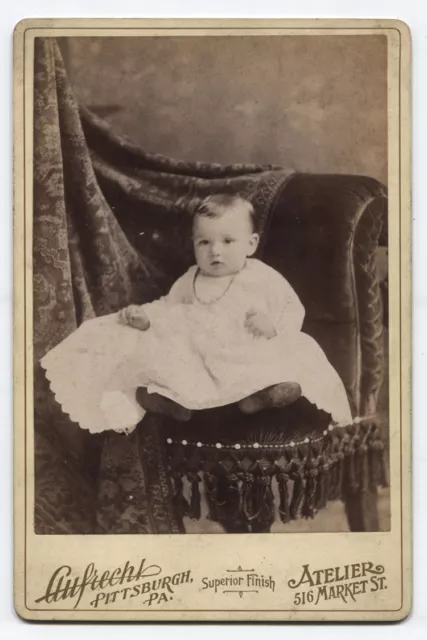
[{"xmin": 165, "ymin": 418, "xmax": 364, "ymax": 451}]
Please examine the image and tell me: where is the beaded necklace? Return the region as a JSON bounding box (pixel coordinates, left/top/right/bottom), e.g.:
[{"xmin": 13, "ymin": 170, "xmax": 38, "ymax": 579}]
[{"xmin": 192, "ymin": 268, "xmax": 237, "ymax": 305}]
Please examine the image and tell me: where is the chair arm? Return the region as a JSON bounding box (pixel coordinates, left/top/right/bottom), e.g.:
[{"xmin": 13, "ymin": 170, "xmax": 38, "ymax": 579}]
[{"xmin": 261, "ymin": 173, "xmax": 388, "ymax": 416}]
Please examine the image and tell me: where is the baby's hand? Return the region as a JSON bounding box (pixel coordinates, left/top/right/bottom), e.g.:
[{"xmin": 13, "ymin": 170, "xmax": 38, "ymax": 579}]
[
  {"xmin": 245, "ymin": 309, "xmax": 277, "ymax": 339},
  {"xmin": 118, "ymin": 305, "xmax": 151, "ymax": 331}
]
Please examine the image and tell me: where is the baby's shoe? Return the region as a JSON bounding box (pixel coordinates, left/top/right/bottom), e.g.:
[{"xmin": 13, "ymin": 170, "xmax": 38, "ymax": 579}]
[
  {"xmin": 238, "ymin": 382, "xmax": 302, "ymax": 415},
  {"xmin": 136, "ymin": 387, "xmax": 192, "ymax": 422}
]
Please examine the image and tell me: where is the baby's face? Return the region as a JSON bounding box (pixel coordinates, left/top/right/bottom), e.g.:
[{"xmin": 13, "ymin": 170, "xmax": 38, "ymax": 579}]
[{"xmin": 193, "ymin": 207, "xmax": 259, "ymax": 277}]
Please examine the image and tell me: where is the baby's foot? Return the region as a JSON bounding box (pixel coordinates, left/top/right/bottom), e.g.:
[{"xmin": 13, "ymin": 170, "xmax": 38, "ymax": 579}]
[
  {"xmin": 118, "ymin": 305, "xmax": 151, "ymax": 331},
  {"xmin": 238, "ymin": 382, "xmax": 302, "ymax": 415},
  {"xmin": 136, "ymin": 387, "xmax": 192, "ymax": 422}
]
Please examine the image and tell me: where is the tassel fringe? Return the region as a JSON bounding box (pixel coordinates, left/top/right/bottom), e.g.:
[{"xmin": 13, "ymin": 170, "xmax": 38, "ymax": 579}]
[{"xmin": 166, "ymin": 417, "xmax": 388, "ymax": 531}]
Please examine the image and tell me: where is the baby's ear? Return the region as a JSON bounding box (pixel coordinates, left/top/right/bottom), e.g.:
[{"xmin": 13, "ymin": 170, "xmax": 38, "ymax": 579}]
[{"xmin": 247, "ymin": 233, "xmax": 260, "ymax": 256}]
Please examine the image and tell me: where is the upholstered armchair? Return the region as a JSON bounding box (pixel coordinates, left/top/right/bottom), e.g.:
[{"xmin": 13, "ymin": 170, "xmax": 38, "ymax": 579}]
[{"xmin": 156, "ymin": 172, "xmax": 389, "ymax": 535}]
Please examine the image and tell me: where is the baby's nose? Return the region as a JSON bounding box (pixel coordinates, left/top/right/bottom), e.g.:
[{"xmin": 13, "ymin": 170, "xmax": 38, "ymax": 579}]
[{"xmin": 211, "ymin": 243, "xmax": 222, "ymax": 256}]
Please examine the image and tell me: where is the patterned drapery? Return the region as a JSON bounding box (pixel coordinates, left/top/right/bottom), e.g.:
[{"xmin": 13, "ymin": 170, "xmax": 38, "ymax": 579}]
[{"xmin": 33, "ymin": 38, "xmax": 293, "ymax": 533}]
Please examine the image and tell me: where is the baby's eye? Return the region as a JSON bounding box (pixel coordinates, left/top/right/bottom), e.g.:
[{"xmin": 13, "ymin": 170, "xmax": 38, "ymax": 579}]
[
  {"xmin": 224, "ymin": 238, "xmax": 234, "ymax": 244},
  {"xmin": 198, "ymin": 240, "xmax": 209, "ymax": 246}
]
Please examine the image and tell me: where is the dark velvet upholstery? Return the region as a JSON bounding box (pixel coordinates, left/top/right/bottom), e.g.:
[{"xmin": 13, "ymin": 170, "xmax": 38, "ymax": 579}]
[{"xmin": 262, "ymin": 173, "xmax": 387, "ymax": 418}]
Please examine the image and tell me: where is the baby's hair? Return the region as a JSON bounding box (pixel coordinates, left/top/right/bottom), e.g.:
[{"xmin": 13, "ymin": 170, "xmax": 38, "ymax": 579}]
[{"xmin": 193, "ymin": 194, "xmax": 258, "ymax": 233}]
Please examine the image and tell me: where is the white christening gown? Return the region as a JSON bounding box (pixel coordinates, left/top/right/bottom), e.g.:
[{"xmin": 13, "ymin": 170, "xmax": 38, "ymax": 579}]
[{"xmin": 41, "ymin": 259, "xmax": 352, "ymax": 434}]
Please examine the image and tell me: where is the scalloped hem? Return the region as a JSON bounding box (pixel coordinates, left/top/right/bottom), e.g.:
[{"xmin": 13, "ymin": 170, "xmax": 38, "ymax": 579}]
[
  {"xmin": 41, "ymin": 361, "xmax": 144, "ymax": 435},
  {"xmin": 41, "ymin": 357, "xmax": 351, "ymax": 435}
]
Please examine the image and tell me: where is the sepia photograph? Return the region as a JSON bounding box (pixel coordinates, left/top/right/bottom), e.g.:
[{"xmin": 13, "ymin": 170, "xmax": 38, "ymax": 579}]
[
  {"xmin": 33, "ymin": 33, "xmax": 390, "ymax": 536},
  {"xmin": 13, "ymin": 19, "xmax": 411, "ymax": 621}
]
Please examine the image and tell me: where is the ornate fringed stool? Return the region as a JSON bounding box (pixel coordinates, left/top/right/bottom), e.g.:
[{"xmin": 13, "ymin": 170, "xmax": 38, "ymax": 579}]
[{"xmin": 162, "ymin": 399, "xmax": 388, "ymax": 533}]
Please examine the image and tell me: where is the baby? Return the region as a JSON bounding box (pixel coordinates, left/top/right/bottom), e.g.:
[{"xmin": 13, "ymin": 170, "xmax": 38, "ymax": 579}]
[
  {"xmin": 119, "ymin": 195, "xmax": 301, "ymax": 420},
  {"xmin": 41, "ymin": 194, "xmax": 352, "ymax": 435},
  {"xmin": 118, "ymin": 195, "xmax": 305, "ymax": 420}
]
